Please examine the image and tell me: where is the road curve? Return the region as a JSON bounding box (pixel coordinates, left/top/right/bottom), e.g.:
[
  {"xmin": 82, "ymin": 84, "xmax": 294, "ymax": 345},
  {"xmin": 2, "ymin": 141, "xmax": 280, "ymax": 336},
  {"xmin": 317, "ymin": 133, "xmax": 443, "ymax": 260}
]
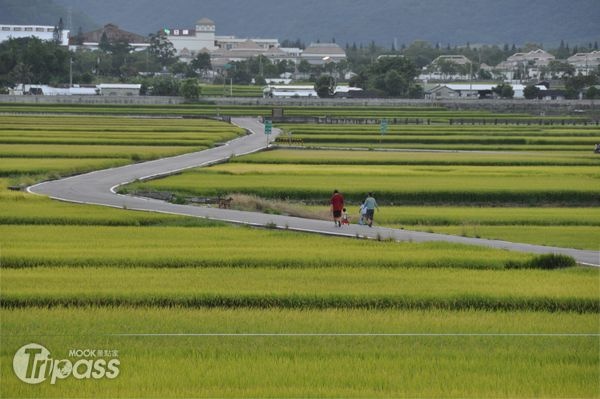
[{"xmin": 29, "ymin": 117, "xmax": 600, "ymax": 267}]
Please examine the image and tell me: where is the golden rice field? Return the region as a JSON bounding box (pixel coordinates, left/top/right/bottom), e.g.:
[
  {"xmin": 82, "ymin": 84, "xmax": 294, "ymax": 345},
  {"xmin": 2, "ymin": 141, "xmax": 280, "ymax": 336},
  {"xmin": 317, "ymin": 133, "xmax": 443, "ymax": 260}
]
[{"xmin": 1, "ymin": 109, "xmax": 598, "ymax": 398}]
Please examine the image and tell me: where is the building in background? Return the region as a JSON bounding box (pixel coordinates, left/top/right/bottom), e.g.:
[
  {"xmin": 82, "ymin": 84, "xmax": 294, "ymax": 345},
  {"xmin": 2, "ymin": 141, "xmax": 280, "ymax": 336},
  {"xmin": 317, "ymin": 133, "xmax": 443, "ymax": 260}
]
[
  {"xmin": 0, "ymin": 24, "xmax": 69, "ymax": 46},
  {"xmin": 72, "ymin": 23, "xmax": 148, "ymax": 51},
  {"xmin": 495, "ymin": 49, "xmax": 555, "ymax": 80},
  {"xmin": 567, "ymin": 51, "xmax": 600, "ymax": 75},
  {"xmin": 164, "ymin": 18, "xmax": 217, "ymax": 55},
  {"xmin": 301, "ymin": 43, "xmax": 347, "ymax": 65}
]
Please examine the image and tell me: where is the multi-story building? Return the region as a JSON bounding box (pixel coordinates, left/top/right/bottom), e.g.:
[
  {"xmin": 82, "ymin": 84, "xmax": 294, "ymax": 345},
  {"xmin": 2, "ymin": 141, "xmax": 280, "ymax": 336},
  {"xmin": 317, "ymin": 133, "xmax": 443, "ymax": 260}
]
[{"xmin": 164, "ymin": 18, "xmax": 217, "ymax": 55}]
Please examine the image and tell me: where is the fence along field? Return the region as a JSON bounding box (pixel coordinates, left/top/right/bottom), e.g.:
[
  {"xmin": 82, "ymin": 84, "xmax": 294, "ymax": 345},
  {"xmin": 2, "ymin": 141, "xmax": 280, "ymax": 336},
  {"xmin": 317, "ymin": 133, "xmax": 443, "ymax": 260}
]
[{"xmin": 0, "ymin": 110, "xmax": 598, "ymax": 397}]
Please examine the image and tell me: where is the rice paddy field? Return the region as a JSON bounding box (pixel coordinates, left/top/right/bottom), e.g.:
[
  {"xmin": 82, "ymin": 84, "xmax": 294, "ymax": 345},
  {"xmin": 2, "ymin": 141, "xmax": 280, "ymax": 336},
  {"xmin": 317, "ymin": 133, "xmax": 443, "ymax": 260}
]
[{"xmin": 1, "ymin": 106, "xmax": 599, "ymax": 398}]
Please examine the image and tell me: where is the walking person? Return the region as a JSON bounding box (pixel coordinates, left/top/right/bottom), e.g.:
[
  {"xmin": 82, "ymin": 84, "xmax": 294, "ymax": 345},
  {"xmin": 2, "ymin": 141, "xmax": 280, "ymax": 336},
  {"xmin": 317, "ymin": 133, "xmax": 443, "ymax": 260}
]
[
  {"xmin": 330, "ymin": 189, "xmax": 344, "ymax": 227},
  {"xmin": 358, "ymin": 202, "xmax": 367, "ymax": 225},
  {"xmin": 364, "ymin": 192, "xmax": 379, "ymax": 227}
]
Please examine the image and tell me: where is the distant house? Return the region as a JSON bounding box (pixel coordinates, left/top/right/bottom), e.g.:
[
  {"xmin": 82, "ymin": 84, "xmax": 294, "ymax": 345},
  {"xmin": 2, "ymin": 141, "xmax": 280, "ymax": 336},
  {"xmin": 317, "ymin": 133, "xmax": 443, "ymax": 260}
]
[
  {"xmin": 73, "ymin": 23, "xmax": 148, "ymax": 51},
  {"xmin": 567, "ymin": 51, "xmax": 600, "ymax": 75},
  {"xmin": 537, "ymin": 89, "xmax": 566, "ymax": 100},
  {"xmin": 495, "ymin": 49, "xmax": 555, "ymax": 80},
  {"xmin": 301, "ymin": 43, "xmax": 347, "ymax": 65},
  {"xmin": 422, "ymin": 55, "xmax": 473, "ymax": 81},
  {"xmin": 425, "ymin": 85, "xmax": 461, "ymax": 99}
]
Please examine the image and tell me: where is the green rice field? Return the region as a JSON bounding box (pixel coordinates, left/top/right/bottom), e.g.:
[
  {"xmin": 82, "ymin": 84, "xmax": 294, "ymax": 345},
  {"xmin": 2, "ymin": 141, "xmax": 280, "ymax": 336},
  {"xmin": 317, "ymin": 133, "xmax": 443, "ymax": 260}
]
[
  {"xmin": 0, "ymin": 115, "xmax": 244, "ymax": 185},
  {"xmin": 1, "ymin": 108, "xmax": 599, "ymax": 398},
  {"xmin": 277, "ymin": 124, "xmax": 600, "ymax": 151}
]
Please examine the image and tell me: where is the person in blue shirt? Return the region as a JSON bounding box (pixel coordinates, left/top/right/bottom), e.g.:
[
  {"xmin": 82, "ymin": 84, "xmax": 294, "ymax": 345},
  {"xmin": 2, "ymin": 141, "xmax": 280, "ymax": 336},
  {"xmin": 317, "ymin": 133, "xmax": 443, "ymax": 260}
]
[{"xmin": 363, "ymin": 192, "xmax": 379, "ymax": 227}]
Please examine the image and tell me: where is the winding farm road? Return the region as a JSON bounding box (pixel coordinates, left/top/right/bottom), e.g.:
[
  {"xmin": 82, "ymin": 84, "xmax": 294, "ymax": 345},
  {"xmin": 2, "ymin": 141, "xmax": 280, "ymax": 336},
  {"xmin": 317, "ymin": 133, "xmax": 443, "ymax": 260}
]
[{"xmin": 29, "ymin": 118, "xmax": 600, "ymax": 266}]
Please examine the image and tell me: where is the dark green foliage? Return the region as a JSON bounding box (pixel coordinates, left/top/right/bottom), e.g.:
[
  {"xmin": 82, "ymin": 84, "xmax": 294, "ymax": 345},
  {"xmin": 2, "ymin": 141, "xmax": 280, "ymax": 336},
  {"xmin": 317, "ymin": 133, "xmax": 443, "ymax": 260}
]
[
  {"xmin": 148, "ymin": 30, "xmax": 177, "ymax": 68},
  {"xmin": 366, "ymin": 56, "xmax": 419, "ymax": 98},
  {"xmin": 0, "ymin": 37, "xmax": 70, "ymax": 86},
  {"xmin": 493, "ymin": 84, "xmax": 514, "ymax": 99},
  {"xmin": 524, "ymin": 85, "xmax": 541, "ymax": 100},
  {"xmin": 314, "ymin": 75, "xmax": 336, "ymax": 98},
  {"xmin": 180, "ymin": 78, "xmax": 201, "ymax": 101},
  {"xmin": 2, "ymin": 293, "xmax": 596, "ymax": 313},
  {"xmin": 507, "ymin": 253, "xmax": 578, "ymax": 269}
]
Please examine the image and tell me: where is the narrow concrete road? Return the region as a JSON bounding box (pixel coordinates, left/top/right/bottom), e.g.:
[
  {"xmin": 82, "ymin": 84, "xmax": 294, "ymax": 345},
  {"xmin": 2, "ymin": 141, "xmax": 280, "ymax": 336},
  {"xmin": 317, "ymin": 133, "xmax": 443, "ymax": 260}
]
[{"xmin": 29, "ymin": 118, "xmax": 600, "ymax": 266}]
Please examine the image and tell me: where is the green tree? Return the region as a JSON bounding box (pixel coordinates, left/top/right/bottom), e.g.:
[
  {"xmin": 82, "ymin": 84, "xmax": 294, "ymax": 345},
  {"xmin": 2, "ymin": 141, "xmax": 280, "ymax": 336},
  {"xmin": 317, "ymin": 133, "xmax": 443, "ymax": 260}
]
[
  {"xmin": 585, "ymin": 86, "xmax": 600, "ymax": 99},
  {"xmin": 547, "ymin": 60, "xmax": 575, "ymax": 78},
  {"xmin": 8, "ymin": 62, "xmax": 33, "ymax": 85},
  {"xmin": 493, "ymin": 83, "xmax": 514, "ymax": 99},
  {"xmin": 149, "ymin": 76, "xmax": 180, "ymax": 96},
  {"xmin": 523, "ymin": 85, "xmax": 540, "ymax": 99},
  {"xmin": 191, "ymin": 53, "xmax": 212, "ymax": 77},
  {"xmin": 298, "ymin": 60, "xmax": 311, "ymax": 74},
  {"xmin": 366, "ymin": 56, "xmax": 418, "ymax": 97},
  {"xmin": 383, "ymin": 70, "xmax": 404, "ymax": 96},
  {"xmin": 0, "ymin": 37, "xmax": 69, "ymax": 86},
  {"xmin": 99, "ymin": 32, "xmax": 111, "ymax": 52},
  {"xmin": 149, "ymin": 31, "xmax": 177, "ymax": 69},
  {"xmin": 180, "ymin": 78, "xmax": 200, "ymax": 100},
  {"xmin": 314, "ymin": 75, "xmax": 335, "ymax": 97}
]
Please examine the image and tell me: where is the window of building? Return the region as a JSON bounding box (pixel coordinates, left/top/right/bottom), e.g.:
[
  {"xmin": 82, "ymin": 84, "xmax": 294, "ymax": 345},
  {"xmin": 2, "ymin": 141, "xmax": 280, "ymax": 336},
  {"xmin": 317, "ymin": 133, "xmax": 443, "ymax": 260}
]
[
  {"xmin": 14, "ymin": 27, "xmax": 22, "ymax": 31},
  {"xmin": 36, "ymin": 28, "xmax": 45, "ymax": 32},
  {"xmin": 1, "ymin": 27, "xmax": 10, "ymax": 31},
  {"xmin": 47, "ymin": 28, "xmax": 54, "ymax": 32},
  {"xmin": 25, "ymin": 27, "xmax": 33, "ymax": 31}
]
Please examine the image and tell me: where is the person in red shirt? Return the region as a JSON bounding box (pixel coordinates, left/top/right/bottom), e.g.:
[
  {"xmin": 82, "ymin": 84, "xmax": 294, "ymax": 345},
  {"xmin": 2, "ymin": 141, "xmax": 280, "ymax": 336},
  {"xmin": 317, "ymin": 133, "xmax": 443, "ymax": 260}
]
[{"xmin": 330, "ymin": 189, "xmax": 345, "ymax": 227}]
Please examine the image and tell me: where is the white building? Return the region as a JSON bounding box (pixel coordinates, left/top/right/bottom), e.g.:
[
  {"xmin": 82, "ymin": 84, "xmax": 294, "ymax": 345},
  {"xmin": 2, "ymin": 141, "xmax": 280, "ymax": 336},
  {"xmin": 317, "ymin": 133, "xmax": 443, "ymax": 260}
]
[
  {"xmin": 97, "ymin": 84, "xmax": 141, "ymax": 96},
  {"xmin": 263, "ymin": 85, "xmax": 317, "ymax": 98},
  {"xmin": 567, "ymin": 51, "xmax": 600, "ymax": 75},
  {"xmin": 495, "ymin": 49, "xmax": 555, "ymax": 80},
  {"xmin": 10, "ymin": 84, "xmax": 96, "ymax": 96},
  {"xmin": 0, "ymin": 24, "xmax": 69, "ymax": 46},
  {"xmin": 165, "ymin": 18, "xmax": 217, "ymax": 56},
  {"xmin": 215, "ymin": 36, "xmax": 279, "ymax": 51}
]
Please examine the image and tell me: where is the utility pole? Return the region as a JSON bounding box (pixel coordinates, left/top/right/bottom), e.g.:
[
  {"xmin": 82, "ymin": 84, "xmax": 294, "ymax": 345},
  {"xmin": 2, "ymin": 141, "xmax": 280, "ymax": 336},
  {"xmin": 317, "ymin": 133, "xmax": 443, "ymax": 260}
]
[{"xmin": 69, "ymin": 57, "xmax": 73, "ymax": 87}]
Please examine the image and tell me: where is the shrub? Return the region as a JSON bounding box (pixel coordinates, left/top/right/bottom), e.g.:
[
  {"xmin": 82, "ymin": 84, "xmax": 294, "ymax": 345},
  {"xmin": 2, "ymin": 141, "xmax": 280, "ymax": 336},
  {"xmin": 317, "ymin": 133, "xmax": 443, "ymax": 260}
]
[{"xmin": 507, "ymin": 253, "xmax": 577, "ymax": 270}]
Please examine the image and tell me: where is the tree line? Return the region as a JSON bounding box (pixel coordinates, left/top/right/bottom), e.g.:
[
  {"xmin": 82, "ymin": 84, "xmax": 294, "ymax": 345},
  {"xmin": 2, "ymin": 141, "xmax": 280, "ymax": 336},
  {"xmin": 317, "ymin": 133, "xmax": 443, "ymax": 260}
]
[{"xmin": 1, "ymin": 33, "xmax": 598, "ymax": 99}]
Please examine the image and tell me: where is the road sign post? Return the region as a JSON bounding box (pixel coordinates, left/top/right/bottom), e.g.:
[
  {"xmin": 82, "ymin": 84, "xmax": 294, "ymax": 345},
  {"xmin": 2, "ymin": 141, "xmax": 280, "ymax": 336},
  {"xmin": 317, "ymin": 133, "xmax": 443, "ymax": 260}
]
[{"xmin": 264, "ymin": 119, "xmax": 272, "ymax": 146}]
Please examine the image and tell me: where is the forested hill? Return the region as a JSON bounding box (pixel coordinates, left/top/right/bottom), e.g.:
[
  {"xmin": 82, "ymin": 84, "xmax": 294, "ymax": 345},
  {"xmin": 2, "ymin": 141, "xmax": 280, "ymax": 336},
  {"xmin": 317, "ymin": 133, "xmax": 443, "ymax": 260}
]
[{"xmin": 2, "ymin": 0, "xmax": 599, "ymax": 46}]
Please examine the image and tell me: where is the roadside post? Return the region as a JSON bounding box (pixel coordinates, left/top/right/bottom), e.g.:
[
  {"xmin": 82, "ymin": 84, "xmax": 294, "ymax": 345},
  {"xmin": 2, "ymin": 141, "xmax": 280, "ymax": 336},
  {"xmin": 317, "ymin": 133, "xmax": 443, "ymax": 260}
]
[{"xmin": 264, "ymin": 118, "xmax": 272, "ymax": 146}]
